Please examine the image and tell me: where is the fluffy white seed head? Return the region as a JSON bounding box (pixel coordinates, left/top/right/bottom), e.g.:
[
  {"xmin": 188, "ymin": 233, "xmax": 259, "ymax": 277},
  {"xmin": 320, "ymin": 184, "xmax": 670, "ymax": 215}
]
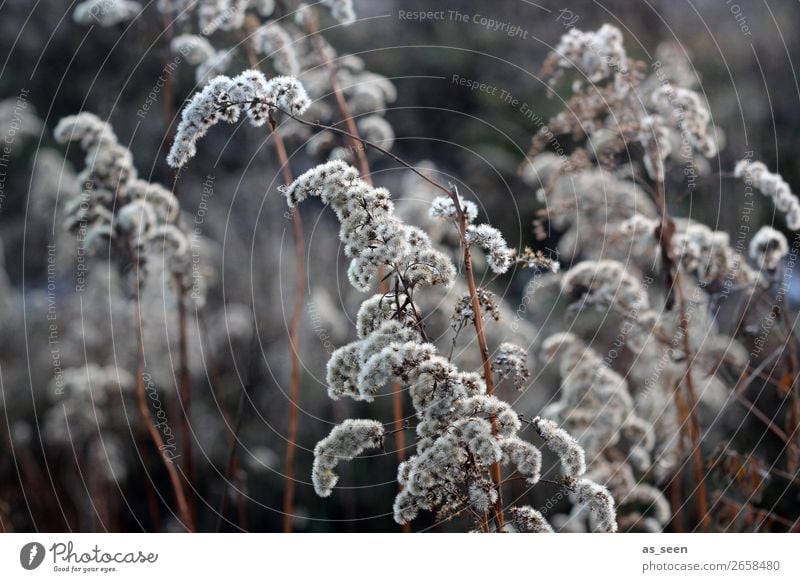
[
  {"xmin": 168, "ymin": 71, "xmax": 310, "ymax": 168},
  {"xmin": 501, "ymin": 438, "xmax": 542, "ymax": 484},
  {"xmin": 357, "ymin": 115, "xmax": 395, "ymax": 150},
  {"xmin": 509, "ymin": 506, "xmax": 554, "ymax": 533},
  {"xmin": 620, "ymin": 483, "xmax": 671, "ymax": 527},
  {"xmin": 545, "ymin": 24, "xmax": 629, "ymax": 91},
  {"xmin": 749, "ymin": 226, "xmax": 789, "ymax": 271},
  {"xmin": 252, "ymin": 23, "xmax": 300, "ymax": 77},
  {"xmin": 570, "ymin": 478, "xmax": 618, "ymax": 532},
  {"xmin": 171, "ymin": 34, "xmax": 216, "ymax": 65},
  {"xmin": 735, "ymin": 159, "xmax": 800, "ymax": 230},
  {"xmin": 429, "ymin": 194, "xmax": 478, "ymax": 223},
  {"xmin": 532, "ymin": 416, "xmax": 587, "ymax": 477},
  {"xmin": 74, "ymin": 0, "xmax": 141, "ymax": 26},
  {"xmin": 321, "ymin": 0, "xmax": 356, "ymax": 25},
  {"xmin": 465, "ymin": 224, "xmax": 515, "ymax": 274},
  {"xmin": 54, "ymin": 112, "xmax": 116, "ymax": 150},
  {"xmin": 561, "ymin": 259, "xmax": 649, "ymax": 313},
  {"xmin": 494, "ymin": 343, "xmax": 530, "ymax": 390},
  {"xmin": 651, "ymin": 84, "xmax": 717, "ymax": 157},
  {"xmin": 312, "ymin": 419, "xmax": 384, "ymax": 497}
]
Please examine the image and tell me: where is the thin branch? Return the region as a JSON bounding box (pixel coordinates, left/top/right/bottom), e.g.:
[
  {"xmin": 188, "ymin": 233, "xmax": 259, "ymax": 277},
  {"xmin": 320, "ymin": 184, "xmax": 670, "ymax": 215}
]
[
  {"xmin": 450, "ymin": 184, "xmax": 505, "ymax": 531},
  {"xmin": 132, "ymin": 274, "xmax": 194, "ymax": 531},
  {"xmin": 305, "ymin": 11, "xmax": 372, "ymax": 183},
  {"xmin": 270, "ymin": 105, "xmax": 453, "ymax": 198}
]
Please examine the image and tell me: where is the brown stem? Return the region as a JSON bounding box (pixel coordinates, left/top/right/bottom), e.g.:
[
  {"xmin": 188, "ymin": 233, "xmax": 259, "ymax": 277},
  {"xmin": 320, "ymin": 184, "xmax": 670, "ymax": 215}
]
[
  {"xmin": 175, "ymin": 281, "xmax": 195, "ymax": 526},
  {"xmin": 0, "ymin": 499, "xmax": 10, "ymax": 532},
  {"xmin": 283, "ymin": 209, "xmax": 304, "ymax": 533},
  {"xmin": 674, "ymin": 278, "xmax": 710, "ymax": 530},
  {"xmin": 132, "ymin": 280, "xmax": 194, "ymax": 531},
  {"xmin": 668, "ymin": 381, "xmax": 690, "ymax": 531},
  {"xmin": 779, "ymin": 308, "xmax": 800, "ymax": 473},
  {"xmin": 268, "ymin": 114, "xmax": 304, "ymax": 534},
  {"xmin": 140, "ymin": 438, "xmax": 162, "ymax": 530},
  {"xmin": 306, "ymin": 13, "xmax": 372, "ymax": 183},
  {"xmin": 305, "ymin": 12, "xmax": 412, "ymax": 531},
  {"xmin": 160, "ymin": 9, "xmax": 178, "ymax": 186},
  {"xmin": 454, "ymin": 191, "xmax": 504, "ymax": 531},
  {"xmin": 160, "ymin": 8, "xmax": 194, "ymax": 527},
  {"xmin": 240, "ymin": 20, "xmax": 305, "ymax": 534},
  {"xmin": 217, "ymin": 390, "xmax": 246, "ymax": 531},
  {"xmin": 652, "ymin": 173, "xmax": 709, "ymax": 531},
  {"xmin": 272, "ymin": 106, "xmax": 452, "ymax": 198}
]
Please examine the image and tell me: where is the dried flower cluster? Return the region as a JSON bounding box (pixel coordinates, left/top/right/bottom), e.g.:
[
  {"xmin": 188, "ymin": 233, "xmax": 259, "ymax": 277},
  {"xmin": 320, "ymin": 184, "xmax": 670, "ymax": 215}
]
[
  {"xmin": 540, "ymin": 333, "xmax": 672, "ymax": 531},
  {"xmin": 268, "ymin": 152, "xmax": 616, "ymax": 530},
  {"xmin": 735, "ymin": 159, "xmax": 800, "ymax": 230},
  {"xmin": 171, "ymin": 34, "xmax": 232, "ymax": 84},
  {"xmin": 522, "ymin": 23, "xmax": 799, "ymax": 533},
  {"xmin": 748, "ymin": 226, "xmax": 789, "ymax": 271},
  {"xmin": 561, "ymin": 259, "xmax": 649, "ymax": 314},
  {"xmin": 252, "ymin": 22, "xmax": 300, "ymax": 76},
  {"xmin": 54, "ymin": 112, "xmax": 198, "ymax": 300},
  {"xmin": 18, "ymin": 0, "xmax": 798, "ymax": 537},
  {"xmin": 312, "ymin": 419, "xmax": 384, "ymax": 497},
  {"xmin": 543, "ymin": 23, "xmax": 629, "ymax": 92},
  {"xmin": 493, "ymin": 343, "xmax": 530, "ymax": 390},
  {"xmin": 320, "ymin": 0, "xmax": 356, "ymax": 26},
  {"xmin": 465, "ymin": 224, "xmax": 515, "ymax": 274},
  {"xmin": 281, "ymin": 159, "xmax": 455, "ymax": 291},
  {"xmin": 73, "ymin": 0, "xmax": 142, "ymax": 26},
  {"xmin": 167, "ymin": 70, "xmax": 311, "ymax": 168},
  {"xmin": 673, "ymin": 219, "xmax": 759, "ymax": 289}
]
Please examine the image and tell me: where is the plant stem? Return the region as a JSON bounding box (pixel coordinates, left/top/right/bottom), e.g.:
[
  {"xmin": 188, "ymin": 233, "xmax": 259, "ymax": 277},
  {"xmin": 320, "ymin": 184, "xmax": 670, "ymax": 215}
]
[
  {"xmin": 652, "ymin": 174, "xmax": 709, "ymax": 531},
  {"xmin": 132, "ymin": 279, "xmax": 194, "ymax": 531},
  {"xmin": 269, "ymin": 108, "xmax": 305, "ymax": 535},
  {"xmin": 267, "ymin": 122, "xmax": 305, "ymax": 535},
  {"xmin": 175, "ymin": 280, "xmax": 195, "ymax": 526},
  {"xmin": 241, "ymin": 19, "xmax": 306, "ymax": 533},
  {"xmin": 305, "ymin": 13, "xmax": 411, "ymax": 531},
  {"xmin": 306, "ymin": 13, "xmax": 372, "ymax": 182},
  {"xmin": 283, "ymin": 210, "xmax": 304, "ymax": 534},
  {"xmin": 454, "ymin": 189, "xmax": 505, "ymax": 531},
  {"xmin": 273, "ymin": 106, "xmax": 452, "ymax": 198},
  {"xmin": 160, "ymin": 6, "xmax": 195, "ymax": 526},
  {"xmin": 778, "ymin": 307, "xmax": 800, "ymax": 473},
  {"xmin": 274, "ymin": 100, "xmax": 505, "ymax": 531}
]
